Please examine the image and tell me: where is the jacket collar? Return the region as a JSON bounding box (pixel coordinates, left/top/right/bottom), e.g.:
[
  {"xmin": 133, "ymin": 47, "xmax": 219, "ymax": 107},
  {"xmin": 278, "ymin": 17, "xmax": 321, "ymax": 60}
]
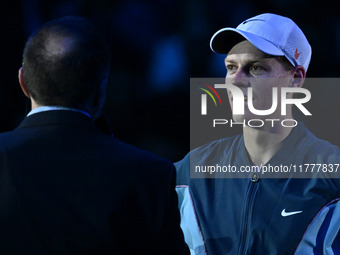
[{"xmin": 17, "ymin": 110, "xmax": 96, "ymax": 130}]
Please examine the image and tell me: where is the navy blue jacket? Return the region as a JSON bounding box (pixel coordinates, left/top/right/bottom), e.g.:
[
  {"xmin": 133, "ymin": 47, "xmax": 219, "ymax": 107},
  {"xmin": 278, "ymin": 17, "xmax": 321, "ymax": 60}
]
[
  {"xmin": 176, "ymin": 124, "xmax": 340, "ymax": 254},
  {"xmin": 0, "ymin": 110, "xmax": 186, "ymax": 254}
]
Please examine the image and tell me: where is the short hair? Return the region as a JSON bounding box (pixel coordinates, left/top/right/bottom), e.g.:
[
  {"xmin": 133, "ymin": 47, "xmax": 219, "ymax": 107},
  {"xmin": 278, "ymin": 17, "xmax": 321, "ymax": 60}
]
[
  {"xmin": 275, "ymin": 56, "xmax": 295, "ymax": 71},
  {"xmin": 22, "ymin": 16, "xmax": 111, "ymax": 108}
]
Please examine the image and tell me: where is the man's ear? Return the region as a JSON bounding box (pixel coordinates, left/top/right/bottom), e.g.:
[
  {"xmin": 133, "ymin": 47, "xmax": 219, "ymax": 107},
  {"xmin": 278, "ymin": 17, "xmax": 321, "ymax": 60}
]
[
  {"xmin": 18, "ymin": 67, "xmax": 30, "ymax": 98},
  {"xmin": 89, "ymin": 77, "xmax": 108, "ymax": 119},
  {"xmin": 291, "ymin": 65, "xmax": 306, "ymax": 88}
]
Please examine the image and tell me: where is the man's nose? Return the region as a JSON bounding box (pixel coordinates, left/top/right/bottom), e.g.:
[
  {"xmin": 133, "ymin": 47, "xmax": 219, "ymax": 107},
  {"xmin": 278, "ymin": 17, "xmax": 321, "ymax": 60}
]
[{"xmin": 229, "ymin": 69, "xmax": 249, "ymax": 87}]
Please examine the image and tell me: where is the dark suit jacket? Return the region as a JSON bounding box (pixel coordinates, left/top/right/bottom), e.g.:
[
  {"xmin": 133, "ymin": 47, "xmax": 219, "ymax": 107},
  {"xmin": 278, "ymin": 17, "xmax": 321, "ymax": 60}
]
[{"xmin": 0, "ymin": 110, "xmax": 186, "ymax": 254}]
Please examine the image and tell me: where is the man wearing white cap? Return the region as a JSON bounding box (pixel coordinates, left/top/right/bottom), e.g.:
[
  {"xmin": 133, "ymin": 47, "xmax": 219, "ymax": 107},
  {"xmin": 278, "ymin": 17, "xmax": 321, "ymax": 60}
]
[{"xmin": 176, "ymin": 13, "xmax": 340, "ymax": 254}]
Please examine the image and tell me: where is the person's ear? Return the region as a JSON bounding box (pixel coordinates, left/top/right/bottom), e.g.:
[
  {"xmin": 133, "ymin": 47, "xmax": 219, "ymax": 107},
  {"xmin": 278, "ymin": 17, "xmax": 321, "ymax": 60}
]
[
  {"xmin": 18, "ymin": 67, "xmax": 30, "ymax": 98},
  {"xmin": 291, "ymin": 65, "xmax": 306, "ymax": 88},
  {"xmin": 90, "ymin": 77, "xmax": 108, "ymax": 119}
]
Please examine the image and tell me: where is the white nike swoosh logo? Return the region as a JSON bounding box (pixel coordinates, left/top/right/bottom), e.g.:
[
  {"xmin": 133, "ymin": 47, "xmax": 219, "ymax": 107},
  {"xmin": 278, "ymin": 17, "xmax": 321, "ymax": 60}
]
[{"xmin": 281, "ymin": 209, "xmax": 303, "ymax": 217}]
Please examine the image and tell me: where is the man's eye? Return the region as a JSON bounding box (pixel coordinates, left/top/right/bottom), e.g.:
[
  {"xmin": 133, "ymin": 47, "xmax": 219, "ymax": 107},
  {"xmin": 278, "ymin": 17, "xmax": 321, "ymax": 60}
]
[
  {"xmin": 226, "ymin": 65, "xmax": 236, "ymax": 71},
  {"xmin": 250, "ymin": 65, "xmax": 264, "ymax": 72}
]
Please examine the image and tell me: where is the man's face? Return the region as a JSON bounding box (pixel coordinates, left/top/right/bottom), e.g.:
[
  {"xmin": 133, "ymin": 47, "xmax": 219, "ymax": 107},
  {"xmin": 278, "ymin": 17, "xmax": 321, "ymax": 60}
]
[{"xmin": 225, "ymin": 40, "xmax": 294, "ymax": 122}]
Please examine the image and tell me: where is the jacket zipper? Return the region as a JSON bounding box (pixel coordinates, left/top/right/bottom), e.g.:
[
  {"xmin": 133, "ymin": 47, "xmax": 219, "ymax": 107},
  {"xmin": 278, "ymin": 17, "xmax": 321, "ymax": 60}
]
[{"xmin": 238, "ymin": 179, "xmax": 259, "ymax": 254}]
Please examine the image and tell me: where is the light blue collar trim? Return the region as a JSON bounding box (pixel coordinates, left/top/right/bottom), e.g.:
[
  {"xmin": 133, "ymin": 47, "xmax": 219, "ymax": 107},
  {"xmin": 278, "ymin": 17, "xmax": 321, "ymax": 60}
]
[{"xmin": 27, "ymin": 106, "xmax": 91, "ymax": 118}]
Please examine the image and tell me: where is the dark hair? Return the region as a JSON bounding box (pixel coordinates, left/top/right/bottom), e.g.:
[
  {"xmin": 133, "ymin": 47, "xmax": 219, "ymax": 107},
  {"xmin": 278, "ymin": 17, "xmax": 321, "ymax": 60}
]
[
  {"xmin": 22, "ymin": 16, "xmax": 111, "ymax": 110},
  {"xmin": 275, "ymin": 56, "xmax": 294, "ymax": 71}
]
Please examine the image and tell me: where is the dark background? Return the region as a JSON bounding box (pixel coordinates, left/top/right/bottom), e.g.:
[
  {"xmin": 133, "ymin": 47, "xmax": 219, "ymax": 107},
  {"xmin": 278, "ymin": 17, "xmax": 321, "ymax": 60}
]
[{"xmin": 1, "ymin": 0, "xmax": 339, "ymax": 162}]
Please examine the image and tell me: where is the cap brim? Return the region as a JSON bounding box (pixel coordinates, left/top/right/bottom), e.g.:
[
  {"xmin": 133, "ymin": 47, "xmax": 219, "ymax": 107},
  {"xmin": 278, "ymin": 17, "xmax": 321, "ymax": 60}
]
[{"xmin": 210, "ymin": 28, "xmax": 285, "ymax": 56}]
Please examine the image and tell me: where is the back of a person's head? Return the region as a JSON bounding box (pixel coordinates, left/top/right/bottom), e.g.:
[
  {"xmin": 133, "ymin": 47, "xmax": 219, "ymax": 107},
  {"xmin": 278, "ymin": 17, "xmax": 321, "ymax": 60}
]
[{"xmin": 22, "ymin": 16, "xmax": 111, "ymax": 109}]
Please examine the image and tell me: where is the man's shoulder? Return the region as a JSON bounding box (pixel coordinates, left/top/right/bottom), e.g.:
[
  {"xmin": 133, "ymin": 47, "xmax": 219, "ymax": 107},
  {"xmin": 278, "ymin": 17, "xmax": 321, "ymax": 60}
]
[
  {"xmin": 175, "ymin": 134, "xmax": 242, "ymax": 184},
  {"xmin": 0, "ymin": 121, "xmax": 175, "ymax": 180},
  {"xmin": 0, "ymin": 129, "xmax": 21, "ymax": 148},
  {"xmin": 297, "ymin": 125, "xmax": 340, "ymax": 163},
  {"xmin": 111, "ymin": 138, "xmax": 174, "ymax": 167},
  {"xmin": 176, "ymin": 134, "xmax": 242, "ymax": 164}
]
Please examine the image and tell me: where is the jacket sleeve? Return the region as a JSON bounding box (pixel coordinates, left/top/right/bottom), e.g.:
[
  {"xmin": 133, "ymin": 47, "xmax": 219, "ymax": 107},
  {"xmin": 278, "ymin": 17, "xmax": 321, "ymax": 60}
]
[
  {"xmin": 175, "ymin": 155, "xmax": 207, "ymax": 255},
  {"xmin": 157, "ymin": 162, "xmax": 190, "ymax": 255},
  {"xmin": 294, "ymin": 199, "xmax": 340, "ymax": 254}
]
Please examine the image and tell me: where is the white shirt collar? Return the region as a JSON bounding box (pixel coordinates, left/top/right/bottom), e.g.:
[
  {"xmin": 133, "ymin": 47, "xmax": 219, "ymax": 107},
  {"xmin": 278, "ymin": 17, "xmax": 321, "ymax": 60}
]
[{"xmin": 27, "ymin": 106, "xmax": 91, "ymax": 118}]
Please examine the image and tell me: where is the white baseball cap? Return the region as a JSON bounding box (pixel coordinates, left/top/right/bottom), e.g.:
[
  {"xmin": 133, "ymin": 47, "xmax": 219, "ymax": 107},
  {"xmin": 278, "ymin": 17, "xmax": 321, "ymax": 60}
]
[{"xmin": 210, "ymin": 13, "xmax": 312, "ymax": 72}]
